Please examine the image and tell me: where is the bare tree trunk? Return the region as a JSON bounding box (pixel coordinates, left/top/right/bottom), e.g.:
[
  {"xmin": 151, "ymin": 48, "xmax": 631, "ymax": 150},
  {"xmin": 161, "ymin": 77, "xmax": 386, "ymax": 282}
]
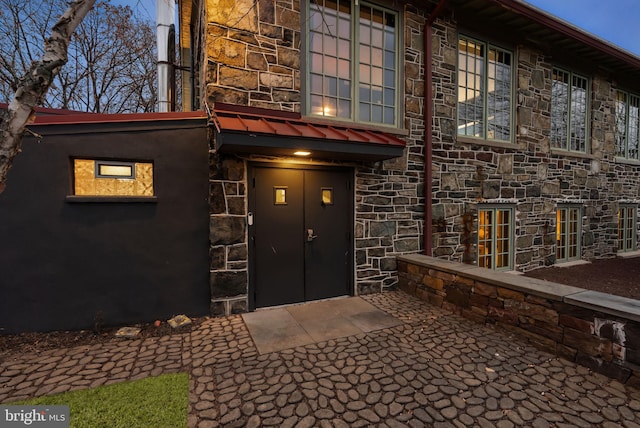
[{"xmin": 0, "ymin": 0, "xmax": 96, "ymax": 193}]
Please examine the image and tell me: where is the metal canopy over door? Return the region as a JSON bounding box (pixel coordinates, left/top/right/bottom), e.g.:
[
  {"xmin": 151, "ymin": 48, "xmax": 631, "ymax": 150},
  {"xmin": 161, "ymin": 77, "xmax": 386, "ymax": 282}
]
[{"xmin": 249, "ymin": 165, "xmax": 353, "ymax": 309}]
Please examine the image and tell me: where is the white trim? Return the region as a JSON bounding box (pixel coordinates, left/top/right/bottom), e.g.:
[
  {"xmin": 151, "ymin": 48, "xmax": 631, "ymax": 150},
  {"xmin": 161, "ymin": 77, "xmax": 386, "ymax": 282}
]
[{"xmin": 478, "ymin": 198, "xmax": 519, "ymax": 204}]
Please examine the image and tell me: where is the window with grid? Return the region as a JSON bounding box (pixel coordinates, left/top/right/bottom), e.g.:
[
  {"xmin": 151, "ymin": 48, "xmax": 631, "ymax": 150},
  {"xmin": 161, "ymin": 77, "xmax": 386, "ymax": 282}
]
[
  {"xmin": 556, "ymin": 206, "xmax": 581, "ymax": 262},
  {"xmin": 615, "ymin": 90, "xmax": 640, "ymax": 160},
  {"xmin": 478, "ymin": 206, "xmax": 513, "ymax": 270},
  {"xmin": 307, "ymin": 0, "xmax": 398, "ymax": 126},
  {"xmin": 551, "ymin": 68, "xmax": 589, "ymax": 152},
  {"xmin": 618, "ymin": 205, "xmax": 636, "ymax": 252},
  {"xmin": 457, "ymin": 36, "xmax": 513, "ymax": 142}
]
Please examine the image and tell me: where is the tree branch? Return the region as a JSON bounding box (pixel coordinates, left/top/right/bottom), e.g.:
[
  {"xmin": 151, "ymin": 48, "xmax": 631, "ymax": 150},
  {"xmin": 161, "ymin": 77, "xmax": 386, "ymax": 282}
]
[{"xmin": 0, "ymin": 0, "xmax": 96, "ymax": 193}]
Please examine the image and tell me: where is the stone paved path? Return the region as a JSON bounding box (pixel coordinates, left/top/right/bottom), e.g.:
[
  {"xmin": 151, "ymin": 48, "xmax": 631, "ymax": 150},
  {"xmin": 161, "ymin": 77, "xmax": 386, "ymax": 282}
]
[{"xmin": 2, "ymin": 290, "xmax": 640, "ymax": 427}]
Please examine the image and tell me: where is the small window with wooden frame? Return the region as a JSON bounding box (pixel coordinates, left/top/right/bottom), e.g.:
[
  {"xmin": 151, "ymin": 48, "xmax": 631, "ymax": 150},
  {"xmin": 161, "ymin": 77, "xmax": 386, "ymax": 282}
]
[
  {"xmin": 618, "ymin": 204, "xmax": 637, "ymax": 253},
  {"xmin": 556, "ymin": 205, "xmax": 582, "ymax": 263},
  {"xmin": 477, "ymin": 205, "xmax": 514, "ymax": 271}
]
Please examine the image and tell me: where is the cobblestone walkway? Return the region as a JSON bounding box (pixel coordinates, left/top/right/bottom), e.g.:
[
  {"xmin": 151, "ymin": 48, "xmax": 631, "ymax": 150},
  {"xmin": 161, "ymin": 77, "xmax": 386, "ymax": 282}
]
[{"xmin": 2, "ymin": 290, "xmax": 640, "ymax": 427}]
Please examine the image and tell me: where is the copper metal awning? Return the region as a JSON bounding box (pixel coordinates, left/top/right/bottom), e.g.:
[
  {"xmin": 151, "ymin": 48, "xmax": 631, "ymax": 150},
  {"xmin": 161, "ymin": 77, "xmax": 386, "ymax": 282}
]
[{"xmin": 211, "ymin": 103, "xmax": 406, "ymax": 161}]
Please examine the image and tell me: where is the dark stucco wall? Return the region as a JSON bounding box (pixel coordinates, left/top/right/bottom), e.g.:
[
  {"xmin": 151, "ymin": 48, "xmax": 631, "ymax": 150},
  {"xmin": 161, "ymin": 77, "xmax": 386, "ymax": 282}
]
[{"xmin": 0, "ymin": 118, "xmax": 211, "ymax": 333}]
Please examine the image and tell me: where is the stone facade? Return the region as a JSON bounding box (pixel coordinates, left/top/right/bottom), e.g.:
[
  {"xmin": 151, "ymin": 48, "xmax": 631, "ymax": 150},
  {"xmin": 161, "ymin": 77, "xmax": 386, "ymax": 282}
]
[
  {"xmin": 398, "ymin": 255, "xmax": 640, "ymax": 387},
  {"xmin": 354, "ymin": 166, "xmax": 424, "ymax": 294},
  {"xmin": 187, "ymin": 0, "xmax": 640, "ymax": 314},
  {"xmin": 204, "ymin": 0, "xmax": 301, "ymax": 313},
  {"xmin": 203, "ymin": 0, "xmax": 302, "ymax": 112},
  {"xmin": 431, "ymin": 34, "xmax": 638, "ymax": 271},
  {"xmin": 200, "ymin": 0, "xmax": 430, "ymax": 313},
  {"xmin": 209, "ymin": 156, "xmax": 249, "ymax": 315}
]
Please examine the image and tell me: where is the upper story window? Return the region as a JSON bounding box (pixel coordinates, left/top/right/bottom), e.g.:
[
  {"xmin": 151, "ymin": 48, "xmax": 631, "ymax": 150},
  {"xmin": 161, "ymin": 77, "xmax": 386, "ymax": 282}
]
[
  {"xmin": 457, "ymin": 36, "xmax": 513, "ymax": 143},
  {"xmin": 551, "ymin": 68, "xmax": 589, "ymax": 153},
  {"xmin": 615, "ymin": 90, "xmax": 640, "ymax": 160},
  {"xmin": 307, "ymin": 0, "xmax": 399, "ymax": 126}
]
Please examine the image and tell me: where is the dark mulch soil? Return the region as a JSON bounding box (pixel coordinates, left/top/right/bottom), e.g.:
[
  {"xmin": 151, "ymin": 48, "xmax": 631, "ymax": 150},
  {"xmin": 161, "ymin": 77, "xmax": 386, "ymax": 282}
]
[
  {"xmin": 0, "ymin": 317, "xmax": 205, "ymax": 363},
  {"xmin": 524, "ymin": 257, "xmax": 640, "ymax": 300}
]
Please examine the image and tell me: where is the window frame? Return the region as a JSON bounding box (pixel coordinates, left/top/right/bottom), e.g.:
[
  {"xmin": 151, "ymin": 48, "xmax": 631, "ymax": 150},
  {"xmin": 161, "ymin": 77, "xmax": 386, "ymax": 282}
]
[
  {"xmin": 477, "ymin": 205, "xmax": 515, "ymax": 271},
  {"xmin": 95, "ymin": 160, "xmax": 136, "ymax": 179},
  {"xmin": 550, "ymin": 67, "xmax": 590, "ymax": 153},
  {"xmin": 304, "ymin": 0, "xmax": 401, "ymax": 128},
  {"xmin": 556, "ymin": 205, "xmax": 582, "ymax": 263},
  {"xmin": 71, "ymin": 158, "xmax": 155, "ymax": 199},
  {"xmin": 456, "ymin": 35, "xmax": 515, "ymax": 144},
  {"xmin": 618, "ymin": 204, "xmax": 637, "ymax": 253},
  {"xmin": 615, "ymin": 90, "xmax": 640, "ymax": 161}
]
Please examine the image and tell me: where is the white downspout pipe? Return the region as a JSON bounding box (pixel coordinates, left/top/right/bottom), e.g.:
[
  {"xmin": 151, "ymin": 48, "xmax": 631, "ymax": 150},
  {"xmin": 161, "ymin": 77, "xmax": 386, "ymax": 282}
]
[{"xmin": 157, "ymin": 0, "xmax": 175, "ymax": 112}]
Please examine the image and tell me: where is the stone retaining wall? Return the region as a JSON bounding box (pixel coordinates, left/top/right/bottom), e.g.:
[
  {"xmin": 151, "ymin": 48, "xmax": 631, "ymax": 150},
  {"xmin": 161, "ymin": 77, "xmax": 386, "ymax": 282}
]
[{"xmin": 398, "ymin": 254, "xmax": 640, "ymax": 387}]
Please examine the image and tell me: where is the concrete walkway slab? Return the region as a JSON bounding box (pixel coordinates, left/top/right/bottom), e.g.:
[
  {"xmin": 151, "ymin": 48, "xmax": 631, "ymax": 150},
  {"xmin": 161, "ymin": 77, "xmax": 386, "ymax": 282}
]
[
  {"xmin": 241, "ymin": 306, "xmax": 315, "ymax": 354},
  {"xmin": 242, "ymin": 296, "xmax": 402, "ymax": 354}
]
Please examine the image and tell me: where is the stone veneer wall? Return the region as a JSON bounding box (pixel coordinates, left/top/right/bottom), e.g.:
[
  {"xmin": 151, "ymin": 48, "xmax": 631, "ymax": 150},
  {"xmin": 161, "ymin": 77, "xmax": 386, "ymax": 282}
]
[
  {"xmin": 398, "ymin": 254, "xmax": 640, "ymax": 387},
  {"xmin": 204, "ymin": 0, "xmax": 303, "ymax": 314},
  {"xmin": 352, "ymin": 4, "xmax": 429, "ymax": 294},
  {"xmin": 202, "ymin": 0, "xmax": 640, "ymax": 314},
  {"xmin": 429, "ymin": 21, "xmax": 639, "ymax": 271},
  {"xmin": 209, "ymin": 156, "xmax": 248, "ymax": 315},
  {"xmin": 204, "ymin": 0, "xmax": 301, "ymax": 111}
]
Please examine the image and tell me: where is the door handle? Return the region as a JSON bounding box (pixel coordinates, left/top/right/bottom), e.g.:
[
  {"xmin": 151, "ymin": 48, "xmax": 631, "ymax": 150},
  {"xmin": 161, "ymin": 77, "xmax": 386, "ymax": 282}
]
[{"xmin": 307, "ymin": 228, "xmax": 318, "ymax": 242}]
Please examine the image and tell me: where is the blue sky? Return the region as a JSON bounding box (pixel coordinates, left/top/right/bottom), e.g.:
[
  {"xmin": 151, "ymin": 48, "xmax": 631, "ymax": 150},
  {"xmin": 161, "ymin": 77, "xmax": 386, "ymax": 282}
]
[
  {"xmin": 113, "ymin": 0, "xmax": 640, "ymax": 57},
  {"xmin": 110, "ymin": 0, "xmax": 155, "ymax": 22},
  {"xmin": 524, "ymin": 0, "xmax": 640, "ymax": 56}
]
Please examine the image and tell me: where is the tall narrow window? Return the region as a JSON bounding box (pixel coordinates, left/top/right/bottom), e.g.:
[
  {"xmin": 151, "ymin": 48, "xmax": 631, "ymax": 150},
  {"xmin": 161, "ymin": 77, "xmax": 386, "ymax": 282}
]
[
  {"xmin": 551, "ymin": 68, "xmax": 589, "ymax": 152},
  {"xmin": 556, "ymin": 206, "xmax": 581, "ymax": 262},
  {"xmin": 618, "ymin": 205, "xmax": 636, "ymax": 252},
  {"xmin": 457, "ymin": 36, "xmax": 512, "ymax": 142},
  {"xmin": 615, "ymin": 90, "xmax": 640, "ymax": 160},
  {"xmin": 308, "ymin": 0, "xmax": 398, "ymax": 126},
  {"xmin": 631, "ymin": 96, "xmax": 640, "ymax": 159},
  {"xmin": 478, "ymin": 206, "xmax": 514, "ymax": 270}
]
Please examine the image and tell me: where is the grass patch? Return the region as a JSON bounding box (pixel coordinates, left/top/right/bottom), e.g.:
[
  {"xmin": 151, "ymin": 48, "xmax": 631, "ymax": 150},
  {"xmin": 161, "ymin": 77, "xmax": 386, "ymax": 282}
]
[{"xmin": 15, "ymin": 372, "xmax": 189, "ymax": 428}]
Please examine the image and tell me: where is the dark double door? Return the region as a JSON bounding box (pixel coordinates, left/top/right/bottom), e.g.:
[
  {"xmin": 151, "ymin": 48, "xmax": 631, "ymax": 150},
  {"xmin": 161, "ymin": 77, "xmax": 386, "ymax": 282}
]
[{"xmin": 249, "ymin": 165, "xmax": 353, "ymax": 309}]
